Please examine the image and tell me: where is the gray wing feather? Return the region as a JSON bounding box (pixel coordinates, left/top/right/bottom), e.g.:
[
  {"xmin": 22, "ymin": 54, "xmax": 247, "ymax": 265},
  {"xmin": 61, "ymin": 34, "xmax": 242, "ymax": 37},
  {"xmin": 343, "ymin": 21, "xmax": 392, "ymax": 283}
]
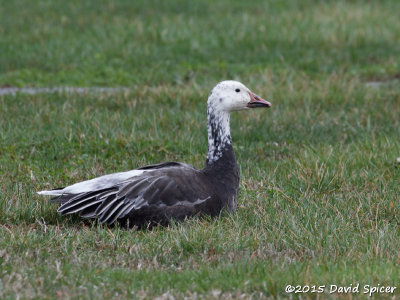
[{"xmin": 56, "ymin": 166, "xmax": 210, "ymax": 225}]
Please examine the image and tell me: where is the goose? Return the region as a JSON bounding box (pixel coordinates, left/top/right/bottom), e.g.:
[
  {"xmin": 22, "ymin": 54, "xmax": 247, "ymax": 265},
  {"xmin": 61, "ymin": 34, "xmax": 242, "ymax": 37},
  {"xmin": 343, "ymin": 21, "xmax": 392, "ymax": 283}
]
[{"xmin": 38, "ymin": 81, "xmax": 271, "ymax": 228}]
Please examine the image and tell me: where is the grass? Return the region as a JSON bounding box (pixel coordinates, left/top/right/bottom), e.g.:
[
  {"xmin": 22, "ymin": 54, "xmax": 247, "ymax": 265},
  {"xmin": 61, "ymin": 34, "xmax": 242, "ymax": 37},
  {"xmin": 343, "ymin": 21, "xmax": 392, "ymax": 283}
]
[{"xmin": 1, "ymin": 0, "xmax": 400, "ymax": 299}]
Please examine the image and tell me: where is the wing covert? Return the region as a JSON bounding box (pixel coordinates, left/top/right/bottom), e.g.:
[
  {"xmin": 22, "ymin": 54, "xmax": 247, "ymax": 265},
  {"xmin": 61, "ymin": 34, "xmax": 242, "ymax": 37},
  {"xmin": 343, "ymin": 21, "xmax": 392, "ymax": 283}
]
[{"xmin": 57, "ymin": 166, "xmax": 211, "ymax": 225}]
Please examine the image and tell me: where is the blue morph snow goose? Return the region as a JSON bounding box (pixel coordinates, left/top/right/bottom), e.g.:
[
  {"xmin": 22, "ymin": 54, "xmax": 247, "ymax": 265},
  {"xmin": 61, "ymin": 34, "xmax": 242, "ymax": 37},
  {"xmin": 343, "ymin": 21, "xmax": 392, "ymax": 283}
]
[{"xmin": 38, "ymin": 81, "xmax": 271, "ymax": 228}]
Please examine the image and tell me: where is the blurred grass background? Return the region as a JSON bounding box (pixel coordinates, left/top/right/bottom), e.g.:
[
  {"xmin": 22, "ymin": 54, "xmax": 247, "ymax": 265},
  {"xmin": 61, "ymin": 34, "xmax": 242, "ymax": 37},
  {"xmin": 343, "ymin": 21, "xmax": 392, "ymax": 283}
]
[
  {"xmin": 1, "ymin": 0, "xmax": 399, "ymax": 86},
  {"xmin": 0, "ymin": 0, "xmax": 400, "ymax": 299}
]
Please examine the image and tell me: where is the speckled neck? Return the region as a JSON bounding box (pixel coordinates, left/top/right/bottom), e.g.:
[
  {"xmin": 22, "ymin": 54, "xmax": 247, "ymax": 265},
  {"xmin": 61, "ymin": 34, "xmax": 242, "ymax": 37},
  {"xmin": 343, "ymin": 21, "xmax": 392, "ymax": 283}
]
[{"xmin": 206, "ymin": 97, "xmax": 232, "ymax": 165}]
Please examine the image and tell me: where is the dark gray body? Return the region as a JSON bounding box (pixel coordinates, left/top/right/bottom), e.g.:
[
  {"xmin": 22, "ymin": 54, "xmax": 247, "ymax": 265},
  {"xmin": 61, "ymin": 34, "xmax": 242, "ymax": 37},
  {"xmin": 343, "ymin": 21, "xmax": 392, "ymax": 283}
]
[{"xmin": 54, "ymin": 144, "xmax": 239, "ymax": 228}]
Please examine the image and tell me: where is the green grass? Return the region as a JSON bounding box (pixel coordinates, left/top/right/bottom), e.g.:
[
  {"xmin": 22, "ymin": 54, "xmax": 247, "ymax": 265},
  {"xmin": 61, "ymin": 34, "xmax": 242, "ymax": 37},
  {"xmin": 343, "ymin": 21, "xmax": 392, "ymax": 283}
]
[{"xmin": 1, "ymin": 0, "xmax": 400, "ymax": 299}]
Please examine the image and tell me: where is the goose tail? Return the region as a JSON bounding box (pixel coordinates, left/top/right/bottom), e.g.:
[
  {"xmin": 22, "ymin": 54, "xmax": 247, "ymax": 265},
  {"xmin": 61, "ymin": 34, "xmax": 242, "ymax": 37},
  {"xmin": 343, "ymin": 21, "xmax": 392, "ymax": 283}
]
[{"xmin": 37, "ymin": 188, "xmax": 75, "ymax": 204}]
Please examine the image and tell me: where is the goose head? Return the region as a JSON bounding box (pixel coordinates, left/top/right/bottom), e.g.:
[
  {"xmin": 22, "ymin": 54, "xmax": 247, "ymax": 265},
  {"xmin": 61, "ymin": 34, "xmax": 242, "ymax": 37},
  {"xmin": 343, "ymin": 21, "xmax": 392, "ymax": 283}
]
[{"xmin": 208, "ymin": 80, "xmax": 271, "ymax": 112}]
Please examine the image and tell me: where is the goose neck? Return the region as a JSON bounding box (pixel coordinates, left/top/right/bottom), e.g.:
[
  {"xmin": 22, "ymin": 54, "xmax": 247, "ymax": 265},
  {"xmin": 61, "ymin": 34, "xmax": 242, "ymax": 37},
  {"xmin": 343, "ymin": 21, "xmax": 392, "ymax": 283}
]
[{"xmin": 206, "ymin": 104, "xmax": 232, "ymax": 165}]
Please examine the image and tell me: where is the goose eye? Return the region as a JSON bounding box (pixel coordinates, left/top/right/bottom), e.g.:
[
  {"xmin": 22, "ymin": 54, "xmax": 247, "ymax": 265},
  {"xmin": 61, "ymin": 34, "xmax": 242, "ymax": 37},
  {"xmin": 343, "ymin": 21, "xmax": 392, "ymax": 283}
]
[{"xmin": 235, "ymin": 89, "xmax": 240, "ymax": 93}]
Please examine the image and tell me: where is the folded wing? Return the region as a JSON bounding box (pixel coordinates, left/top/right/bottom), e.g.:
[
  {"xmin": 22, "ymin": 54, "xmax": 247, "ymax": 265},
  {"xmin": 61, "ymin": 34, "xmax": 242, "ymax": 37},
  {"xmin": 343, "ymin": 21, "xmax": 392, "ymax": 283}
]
[{"xmin": 55, "ymin": 164, "xmax": 211, "ymax": 225}]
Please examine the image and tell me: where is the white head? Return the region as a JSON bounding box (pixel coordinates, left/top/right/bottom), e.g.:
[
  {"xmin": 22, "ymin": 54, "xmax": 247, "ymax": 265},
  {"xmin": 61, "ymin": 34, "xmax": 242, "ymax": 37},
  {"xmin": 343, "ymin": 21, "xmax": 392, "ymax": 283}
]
[
  {"xmin": 206, "ymin": 81, "xmax": 272, "ymax": 164},
  {"xmin": 208, "ymin": 80, "xmax": 271, "ymax": 112}
]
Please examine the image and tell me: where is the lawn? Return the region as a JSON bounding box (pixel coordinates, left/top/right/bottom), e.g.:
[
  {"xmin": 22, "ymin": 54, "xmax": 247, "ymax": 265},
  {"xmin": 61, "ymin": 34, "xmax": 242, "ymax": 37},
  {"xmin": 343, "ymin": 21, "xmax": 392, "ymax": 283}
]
[{"xmin": 1, "ymin": 0, "xmax": 400, "ymax": 299}]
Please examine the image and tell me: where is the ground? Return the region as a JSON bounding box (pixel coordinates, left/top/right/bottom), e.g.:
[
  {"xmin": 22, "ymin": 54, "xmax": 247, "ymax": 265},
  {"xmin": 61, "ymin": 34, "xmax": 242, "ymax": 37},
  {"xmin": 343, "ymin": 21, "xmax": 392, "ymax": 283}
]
[{"xmin": 0, "ymin": 0, "xmax": 400, "ymax": 299}]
